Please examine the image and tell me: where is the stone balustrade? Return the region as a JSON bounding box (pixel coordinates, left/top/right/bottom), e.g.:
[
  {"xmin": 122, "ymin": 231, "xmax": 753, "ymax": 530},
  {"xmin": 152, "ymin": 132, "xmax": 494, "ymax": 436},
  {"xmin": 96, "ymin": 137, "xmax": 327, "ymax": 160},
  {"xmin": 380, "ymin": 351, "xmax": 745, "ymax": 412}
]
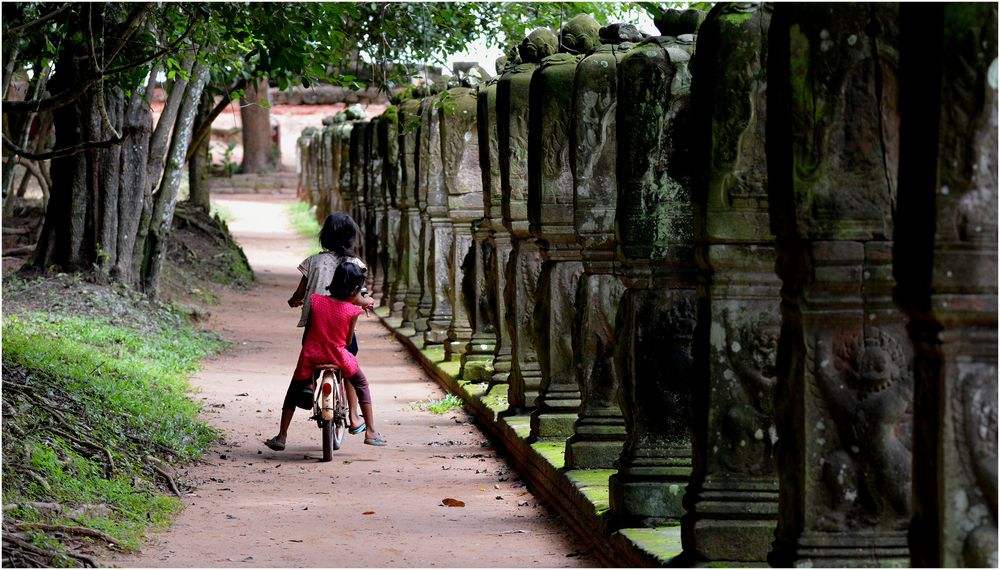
[{"xmin": 295, "ymin": 4, "xmax": 998, "ymax": 566}]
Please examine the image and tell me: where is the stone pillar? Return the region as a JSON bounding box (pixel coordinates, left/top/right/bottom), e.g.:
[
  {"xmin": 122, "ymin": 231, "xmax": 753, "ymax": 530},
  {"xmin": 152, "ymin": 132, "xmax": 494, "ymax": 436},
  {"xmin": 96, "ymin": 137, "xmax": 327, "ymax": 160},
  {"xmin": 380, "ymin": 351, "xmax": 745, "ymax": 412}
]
[
  {"xmin": 300, "ymin": 127, "xmax": 320, "ymax": 208},
  {"xmin": 361, "ymin": 121, "xmax": 382, "ymax": 294},
  {"xmin": 377, "ymin": 108, "xmax": 399, "ymax": 310},
  {"xmin": 437, "ymin": 86, "xmax": 482, "ymax": 361},
  {"xmin": 682, "ymin": 4, "xmax": 779, "ymax": 563},
  {"xmin": 896, "ymin": 4, "xmax": 997, "ymax": 568},
  {"xmin": 429, "ymin": 86, "xmax": 486, "ymax": 367},
  {"xmin": 564, "ymin": 34, "xmax": 635, "ymax": 470},
  {"xmin": 412, "ymin": 95, "xmax": 434, "ymax": 334},
  {"xmin": 347, "ymin": 122, "xmax": 366, "ymax": 238},
  {"xmin": 423, "ymin": 91, "xmax": 453, "ymax": 345},
  {"xmin": 526, "ymin": 48, "xmax": 586, "ymax": 439},
  {"xmin": 609, "ymin": 34, "xmax": 698, "ymax": 527},
  {"xmin": 398, "ymin": 97, "xmax": 423, "ymax": 330},
  {"xmin": 478, "ymin": 74, "xmax": 513, "ymax": 387},
  {"xmin": 328, "ymin": 112, "xmax": 346, "ymax": 215},
  {"xmin": 498, "ymin": 29, "xmax": 556, "ymax": 411},
  {"xmin": 316, "ymin": 120, "xmax": 332, "ymax": 221},
  {"xmin": 767, "ymin": 4, "xmax": 912, "ymax": 566},
  {"xmin": 336, "ymin": 120, "xmax": 354, "ymax": 215}
]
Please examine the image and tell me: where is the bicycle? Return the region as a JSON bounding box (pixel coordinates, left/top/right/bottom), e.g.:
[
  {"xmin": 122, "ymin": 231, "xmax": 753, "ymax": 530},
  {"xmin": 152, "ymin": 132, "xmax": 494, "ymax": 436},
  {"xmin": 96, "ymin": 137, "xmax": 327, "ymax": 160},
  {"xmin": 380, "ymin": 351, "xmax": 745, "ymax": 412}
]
[{"xmin": 311, "ymin": 363, "xmax": 348, "ymax": 461}]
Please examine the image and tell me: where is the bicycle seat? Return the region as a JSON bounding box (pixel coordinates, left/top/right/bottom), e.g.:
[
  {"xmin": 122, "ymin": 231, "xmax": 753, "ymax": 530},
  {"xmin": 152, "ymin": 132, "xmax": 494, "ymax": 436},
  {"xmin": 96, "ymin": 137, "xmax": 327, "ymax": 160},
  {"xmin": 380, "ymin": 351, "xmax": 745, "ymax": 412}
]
[{"xmin": 314, "ymin": 364, "xmax": 342, "ymax": 371}]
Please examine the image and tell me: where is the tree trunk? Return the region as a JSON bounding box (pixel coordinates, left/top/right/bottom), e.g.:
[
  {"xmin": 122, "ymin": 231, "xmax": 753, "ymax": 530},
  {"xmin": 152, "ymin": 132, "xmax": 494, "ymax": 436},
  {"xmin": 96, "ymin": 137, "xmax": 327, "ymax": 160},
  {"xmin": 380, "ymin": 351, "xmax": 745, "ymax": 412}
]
[
  {"xmin": 3, "ymin": 60, "xmax": 50, "ymax": 214},
  {"xmin": 142, "ymin": 58, "xmax": 211, "ymax": 295},
  {"xmin": 112, "ymin": 63, "xmax": 157, "ymax": 286},
  {"xmin": 134, "ymin": 56, "xmax": 193, "ymax": 279},
  {"xmin": 187, "ymin": 90, "xmax": 212, "ymax": 212},
  {"xmin": 95, "ymin": 86, "xmax": 125, "ymax": 282},
  {"xmin": 33, "ymin": 42, "xmax": 90, "ymax": 271},
  {"xmin": 239, "ymin": 77, "xmax": 273, "ymax": 174}
]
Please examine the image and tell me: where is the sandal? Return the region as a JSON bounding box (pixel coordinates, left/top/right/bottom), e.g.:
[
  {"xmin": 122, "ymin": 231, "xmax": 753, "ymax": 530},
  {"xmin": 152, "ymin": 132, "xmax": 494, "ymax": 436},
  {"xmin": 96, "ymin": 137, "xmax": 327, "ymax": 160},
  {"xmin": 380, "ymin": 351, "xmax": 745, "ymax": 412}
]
[
  {"xmin": 349, "ymin": 422, "xmax": 367, "ymax": 435},
  {"xmin": 264, "ymin": 437, "xmax": 285, "ymax": 451},
  {"xmin": 364, "ymin": 433, "xmax": 387, "ymax": 447}
]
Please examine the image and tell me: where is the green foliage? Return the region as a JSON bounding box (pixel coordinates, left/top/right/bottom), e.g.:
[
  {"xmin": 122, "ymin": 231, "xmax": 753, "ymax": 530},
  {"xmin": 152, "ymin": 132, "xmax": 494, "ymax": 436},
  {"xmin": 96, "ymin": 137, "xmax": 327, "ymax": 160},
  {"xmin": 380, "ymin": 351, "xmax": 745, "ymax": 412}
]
[
  {"xmin": 4, "ymin": 313, "xmax": 224, "ymax": 458},
  {"xmin": 410, "ymin": 393, "xmax": 463, "ymax": 414},
  {"xmin": 285, "ymin": 201, "xmax": 323, "ymax": 255},
  {"xmin": 1, "ymin": 311, "xmax": 224, "ymax": 557}
]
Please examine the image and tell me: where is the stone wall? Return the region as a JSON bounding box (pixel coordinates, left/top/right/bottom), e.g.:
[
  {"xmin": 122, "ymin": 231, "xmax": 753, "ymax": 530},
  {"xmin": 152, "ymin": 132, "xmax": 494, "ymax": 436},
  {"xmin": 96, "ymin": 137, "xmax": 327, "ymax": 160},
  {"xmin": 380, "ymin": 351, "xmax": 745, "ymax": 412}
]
[{"xmin": 296, "ymin": 4, "xmax": 998, "ymax": 566}]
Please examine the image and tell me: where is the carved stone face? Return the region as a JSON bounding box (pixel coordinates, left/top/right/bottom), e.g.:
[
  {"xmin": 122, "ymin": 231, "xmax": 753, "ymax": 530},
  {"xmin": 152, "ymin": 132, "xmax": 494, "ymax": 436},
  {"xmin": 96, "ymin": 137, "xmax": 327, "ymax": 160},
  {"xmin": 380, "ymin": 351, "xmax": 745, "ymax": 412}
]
[
  {"xmin": 518, "ymin": 28, "xmax": 558, "ymax": 63},
  {"xmin": 561, "ymin": 14, "xmax": 601, "ymax": 54}
]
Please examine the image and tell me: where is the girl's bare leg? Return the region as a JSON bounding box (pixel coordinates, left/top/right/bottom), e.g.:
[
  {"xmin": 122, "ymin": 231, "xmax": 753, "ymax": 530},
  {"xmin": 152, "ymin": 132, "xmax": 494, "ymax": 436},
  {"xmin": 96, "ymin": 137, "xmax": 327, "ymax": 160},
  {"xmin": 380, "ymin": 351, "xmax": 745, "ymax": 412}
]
[
  {"xmin": 345, "ymin": 382, "xmax": 363, "ymax": 428},
  {"xmin": 358, "ymin": 403, "xmax": 384, "ymax": 442},
  {"xmin": 273, "ymin": 408, "xmax": 295, "ymax": 443}
]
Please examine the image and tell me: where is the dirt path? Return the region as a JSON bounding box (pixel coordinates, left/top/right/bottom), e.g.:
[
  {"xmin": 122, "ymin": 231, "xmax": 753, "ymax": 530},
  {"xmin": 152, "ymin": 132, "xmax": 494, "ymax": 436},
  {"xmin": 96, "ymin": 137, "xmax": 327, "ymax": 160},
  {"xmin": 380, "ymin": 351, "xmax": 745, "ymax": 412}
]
[{"xmin": 107, "ymin": 194, "xmax": 596, "ymax": 568}]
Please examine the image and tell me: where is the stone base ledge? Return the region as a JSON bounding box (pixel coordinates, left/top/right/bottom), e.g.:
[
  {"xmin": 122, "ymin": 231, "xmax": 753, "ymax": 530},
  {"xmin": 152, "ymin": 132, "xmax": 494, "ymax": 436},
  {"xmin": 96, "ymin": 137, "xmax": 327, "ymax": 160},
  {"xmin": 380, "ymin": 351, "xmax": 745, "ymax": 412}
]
[{"xmin": 376, "ymin": 313, "xmax": 686, "ymax": 567}]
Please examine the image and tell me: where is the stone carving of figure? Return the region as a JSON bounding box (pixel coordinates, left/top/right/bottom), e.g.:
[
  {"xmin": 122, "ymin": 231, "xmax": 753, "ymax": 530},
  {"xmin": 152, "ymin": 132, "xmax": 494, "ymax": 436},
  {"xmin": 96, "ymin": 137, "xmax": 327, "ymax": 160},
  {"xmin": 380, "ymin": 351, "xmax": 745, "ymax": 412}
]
[
  {"xmin": 814, "ymin": 330, "xmax": 913, "ymax": 531},
  {"xmin": 559, "ymin": 14, "xmax": 601, "ymax": 54}
]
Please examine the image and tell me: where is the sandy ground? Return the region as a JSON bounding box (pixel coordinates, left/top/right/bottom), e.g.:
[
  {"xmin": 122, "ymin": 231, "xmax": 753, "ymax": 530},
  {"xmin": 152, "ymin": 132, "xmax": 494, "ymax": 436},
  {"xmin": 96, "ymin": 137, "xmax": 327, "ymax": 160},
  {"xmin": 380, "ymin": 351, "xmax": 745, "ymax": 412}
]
[{"xmin": 105, "ymin": 194, "xmax": 596, "ymax": 568}]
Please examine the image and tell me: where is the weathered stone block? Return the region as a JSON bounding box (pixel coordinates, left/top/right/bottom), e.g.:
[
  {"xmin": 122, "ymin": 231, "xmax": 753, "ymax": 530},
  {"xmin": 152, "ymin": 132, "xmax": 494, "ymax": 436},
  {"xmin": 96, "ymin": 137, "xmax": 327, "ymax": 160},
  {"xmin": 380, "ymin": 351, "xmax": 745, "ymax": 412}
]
[
  {"xmin": 682, "ymin": 3, "xmax": 779, "ymax": 563},
  {"xmin": 497, "ymin": 31, "xmax": 554, "ymax": 411},
  {"xmin": 611, "ymin": 34, "xmax": 697, "ymax": 528},
  {"xmin": 767, "ymin": 4, "xmax": 912, "ymax": 566},
  {"xmin": 564, "ymin": 39, "xmax": 632, "ymax": 470},
  {"xmin": 477, "ymin": 76, "xmax": 513, "ymax": 386},
  {"xmin": 398, "ymin": 97, "xmax": 423, "ymax": 329},
  {"xmin": 895, "ymin": 4, "xmax": 998, "ymax": 568}
]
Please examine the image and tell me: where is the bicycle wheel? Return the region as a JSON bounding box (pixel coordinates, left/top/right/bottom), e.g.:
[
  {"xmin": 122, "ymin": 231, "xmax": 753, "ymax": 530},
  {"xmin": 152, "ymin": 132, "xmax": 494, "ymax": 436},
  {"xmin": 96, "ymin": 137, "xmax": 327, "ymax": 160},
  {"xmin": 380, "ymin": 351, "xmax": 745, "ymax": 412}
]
[
  {"xmin": 320, "ymin": 372, "xmax": 336, "ymax": 461},
  {"xmin": 329, "ymin": 376, "xmax": 346, "ymax": 450}
]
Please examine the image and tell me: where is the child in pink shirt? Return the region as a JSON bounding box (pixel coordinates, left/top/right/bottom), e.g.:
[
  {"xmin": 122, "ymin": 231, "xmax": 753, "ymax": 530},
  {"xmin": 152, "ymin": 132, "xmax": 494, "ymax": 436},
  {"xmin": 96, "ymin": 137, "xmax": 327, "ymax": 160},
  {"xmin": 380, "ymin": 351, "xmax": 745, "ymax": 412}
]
[{"xmin": 267, "ymin": 262, "xmax": 387, "ymax": 449}]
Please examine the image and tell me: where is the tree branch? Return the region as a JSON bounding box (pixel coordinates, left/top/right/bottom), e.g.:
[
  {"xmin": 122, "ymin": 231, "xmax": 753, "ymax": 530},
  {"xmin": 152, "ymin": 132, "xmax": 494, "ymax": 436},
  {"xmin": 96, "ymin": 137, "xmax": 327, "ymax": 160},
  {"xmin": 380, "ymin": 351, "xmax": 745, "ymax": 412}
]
[
  {"xmin": 185, "ymin": 76, "xmax": 251, "ymax": 162},
  {"xmin": 105, "ymin": 3, "xmax": 156, "ymax": 64},
  {"xmin": 2, "ymin": 133, "xmax": 125, "ymax": 161},
  {"xmin": 5, "ymin": 3, "xmax": 74, "ymax": 35},
  {"xmin": 103, "ymin": 14, "xmax": 198, "ymax": 77},
  {"xmin": 88, "ymin": 4, "xmax": 122, "ymax": 139},
  {"xmin": 3, "ymin": 4, "xmax": 153, "ymax": 117}
]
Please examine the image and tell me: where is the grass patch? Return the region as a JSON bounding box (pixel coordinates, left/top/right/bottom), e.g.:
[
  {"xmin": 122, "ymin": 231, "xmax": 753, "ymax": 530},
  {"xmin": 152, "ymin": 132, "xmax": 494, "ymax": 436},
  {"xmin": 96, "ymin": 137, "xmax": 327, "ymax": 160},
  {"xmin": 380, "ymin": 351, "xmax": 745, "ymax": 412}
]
[
  {"xmin": 209, "ymin": 200, "xmax": 233, "ymax": 222},
  {"xmin": 410, "ymin": 393, "xmax": 463, "ymax": 414},
  {"xmin": 2, "ymin": 310, "xmax": 225, "ymax": 563},
  {"xmin": 285, "ymin": 201, "xmax": 322, "ymax": 256}
]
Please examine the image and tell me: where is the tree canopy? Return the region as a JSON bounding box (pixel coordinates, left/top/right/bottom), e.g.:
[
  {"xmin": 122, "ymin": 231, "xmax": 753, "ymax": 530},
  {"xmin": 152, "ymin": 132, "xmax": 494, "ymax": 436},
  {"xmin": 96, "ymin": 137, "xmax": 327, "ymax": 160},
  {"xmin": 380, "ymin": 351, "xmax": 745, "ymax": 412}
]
[{"xmin": 2, "ymin": 2, "xmax": 697, "ymax": 295}]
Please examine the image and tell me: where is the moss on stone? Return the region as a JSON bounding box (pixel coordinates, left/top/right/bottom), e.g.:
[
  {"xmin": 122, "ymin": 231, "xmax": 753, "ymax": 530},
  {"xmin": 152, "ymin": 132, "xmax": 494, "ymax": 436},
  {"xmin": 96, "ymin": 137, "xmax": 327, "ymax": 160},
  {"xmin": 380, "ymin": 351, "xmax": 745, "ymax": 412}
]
[
  {"xmin": 421, "ymin": 345, "xmax": 446, "ymax": 363},
  {"xmin": 373, "ymin": 306, "xmax": 391, "ymax": 318},
  {"xmin": 531, "ymin": 439, "xmax": 569, "ymax": 469},
  {"xmin": 464, "ymin": 381, "xmax": 489, "ymax": 397},
  {"xmin": 616, "ymin": 526, "xmax": 684, "ymax": 564},
  {"xmin": 480, "ymin": 384, "xmax": 509, "ymax": 414},
  {"xmin": 502, "ymin": 415, "xmax": 532, "ymax": 438},
  {"xmin": 720, "ymin": 11, "xmax": 754, "ymax": 27},
  {"xmin": 565, "ymin": 469, "xmax": 615, "ymax": 513},
  {"xmin": 439, "ymin": 360, "xmax": 461, "ymax": 378}
]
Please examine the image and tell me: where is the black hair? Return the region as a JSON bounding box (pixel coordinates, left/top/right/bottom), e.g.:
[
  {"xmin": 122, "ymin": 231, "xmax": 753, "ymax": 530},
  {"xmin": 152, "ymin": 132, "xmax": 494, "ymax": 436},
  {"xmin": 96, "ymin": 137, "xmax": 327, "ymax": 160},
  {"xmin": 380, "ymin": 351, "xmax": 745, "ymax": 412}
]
[
  {"xmin": 319, "ymin": 212, "xmax": 361, "ymax": 256},
  {"xmin": 328, "ymin": 261, "xmax": 366, "ymax": 300}
]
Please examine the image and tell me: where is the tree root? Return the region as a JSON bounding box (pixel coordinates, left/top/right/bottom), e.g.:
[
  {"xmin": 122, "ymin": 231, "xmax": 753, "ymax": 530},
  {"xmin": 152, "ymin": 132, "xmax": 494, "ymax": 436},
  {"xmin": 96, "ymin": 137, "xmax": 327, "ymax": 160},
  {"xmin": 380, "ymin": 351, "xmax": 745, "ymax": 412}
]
[
  {"xmin": 2, "ymin": 532, "xmax": 97, "ymax": 567},
  {"xmin": 14, "ymin": 522, "xmax": 118, "ymax": 545},
  {"xmin": 50, "ymin": 426, "xmax": 115, "ymax": 476},
  {"xmin": 144, "ymin": 456, "xmax": 181, "ymax": 496}
]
